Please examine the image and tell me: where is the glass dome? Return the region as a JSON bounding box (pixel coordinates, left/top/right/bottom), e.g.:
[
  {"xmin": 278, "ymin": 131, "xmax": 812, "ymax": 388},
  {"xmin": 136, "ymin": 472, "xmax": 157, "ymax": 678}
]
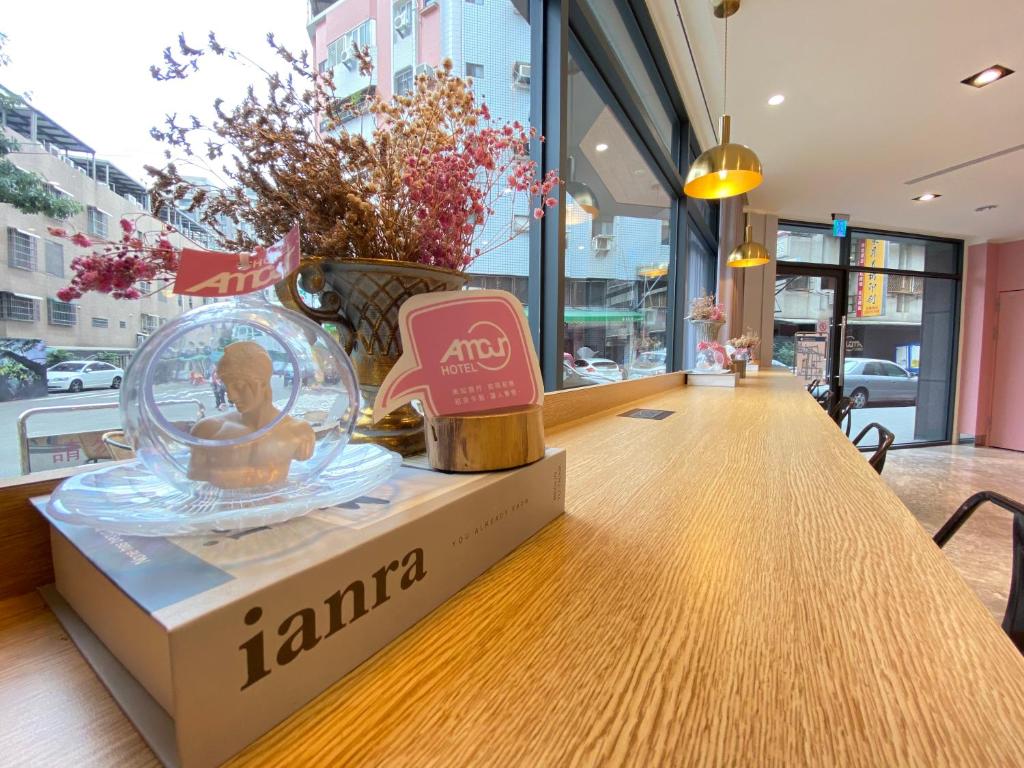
[
  {"xmin": 47, "ymin": 296, "xmax": 401, "ymax": 536},
  {"xmin": 121, "ymin": 295, "xmax": 360, "ymax": 496}
]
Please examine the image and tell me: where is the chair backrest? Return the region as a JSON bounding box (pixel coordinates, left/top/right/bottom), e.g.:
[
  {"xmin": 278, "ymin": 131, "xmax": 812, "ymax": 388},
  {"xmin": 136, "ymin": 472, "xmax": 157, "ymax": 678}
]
[
  {"xmin": 851, "ymin": 422, "xmax": 895, "ymax": 474},
  {"xmin": 933, "ymin": 491, "xmax": 1024, "ymax": 654},
  {"xmin": 817, "ymin": 390, "xmax": 834, "ymax": 413},
  {"xmin": 829, "ymin": 397, "xmax": 853, "ymax": 435},
  {"xmin": 806, "ymin": 378, "xmax": 820, "ymax": 394},
  {"xmin": 101, "ymin": 431, "xmax": 136, "ymax": 461}
]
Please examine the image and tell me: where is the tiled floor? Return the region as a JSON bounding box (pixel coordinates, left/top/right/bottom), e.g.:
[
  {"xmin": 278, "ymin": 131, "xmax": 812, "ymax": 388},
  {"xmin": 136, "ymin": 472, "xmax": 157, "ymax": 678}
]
[{"xmin": 885, "ymin": 444, "xmax": 1024, "ymax": 623}]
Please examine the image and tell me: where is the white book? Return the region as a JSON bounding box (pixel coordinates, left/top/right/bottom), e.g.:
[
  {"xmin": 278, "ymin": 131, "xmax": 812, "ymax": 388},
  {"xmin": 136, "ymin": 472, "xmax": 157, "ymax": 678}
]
[{"xmin": 36, "ymin": 449, "xmax": 566, "ymax": 768}]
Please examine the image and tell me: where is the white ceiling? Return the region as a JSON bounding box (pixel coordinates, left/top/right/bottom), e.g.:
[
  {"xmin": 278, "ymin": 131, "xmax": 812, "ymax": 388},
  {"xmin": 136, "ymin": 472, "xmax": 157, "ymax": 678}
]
[{"xmin": 649, "ymin": 0, "xmax": 1024, "ymax": 243}]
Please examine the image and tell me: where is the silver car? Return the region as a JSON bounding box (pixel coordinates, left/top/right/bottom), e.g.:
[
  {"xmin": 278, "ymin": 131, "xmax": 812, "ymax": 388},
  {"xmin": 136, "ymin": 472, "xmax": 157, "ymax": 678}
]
[{"xmin": 842, "ymin": 357, "xmax": 918, "ymax": 408}]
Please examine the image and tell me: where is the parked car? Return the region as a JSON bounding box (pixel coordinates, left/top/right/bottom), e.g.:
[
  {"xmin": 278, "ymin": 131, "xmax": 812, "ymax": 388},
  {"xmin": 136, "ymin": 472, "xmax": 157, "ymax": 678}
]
[
  {"xmin": 573, "ymin": 357, "xmax": 623, "ymax": 382},
  {"xmin": 813, "ymin": 358, "xmax": 918, "ymax": 408},
  {"xmin": 842, "ymin": 358, "xmax": 918, "ymax": 408},
  {"xmin": 629, "ymin": 349, "xmax": 667, "ymax": 379},
  {"xmin": 47, "ymin": 361, "xmax": 124, "ymax": 392},
  {"xmin": 562, "ymin": 362, "xmax": 605, "ymax": 388}
]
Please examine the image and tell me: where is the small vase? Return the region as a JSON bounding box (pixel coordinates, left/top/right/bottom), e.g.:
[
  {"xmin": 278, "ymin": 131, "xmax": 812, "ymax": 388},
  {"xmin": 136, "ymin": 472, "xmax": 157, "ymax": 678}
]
[
  {"xmin": 279, "ymin": 257, "xmax": 467, "ymax": 455},
  {"xmin": 689, "ymin": 319, "xmax": 725, "ymax": 345}
]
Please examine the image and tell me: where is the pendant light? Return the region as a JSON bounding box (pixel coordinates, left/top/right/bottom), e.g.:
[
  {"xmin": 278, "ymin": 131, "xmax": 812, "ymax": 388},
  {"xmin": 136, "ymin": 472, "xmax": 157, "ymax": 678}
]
[
  {"xmin": 566, "ymin": 155, "xmax": 600, "ymax": 219},
  {"xmin": 728, "ymin": 223, "xmax": 770, "ymax": 268},
  {"xmin": 683, "ymin": 0, "xmax": 763, "ymax": 200}
]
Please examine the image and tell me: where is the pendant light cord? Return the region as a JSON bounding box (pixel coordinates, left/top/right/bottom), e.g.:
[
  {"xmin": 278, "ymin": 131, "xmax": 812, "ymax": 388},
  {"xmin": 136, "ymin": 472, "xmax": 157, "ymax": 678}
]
[{"xmin": 723, "ymin": 9, "xmax": 728, "ymax": 115}]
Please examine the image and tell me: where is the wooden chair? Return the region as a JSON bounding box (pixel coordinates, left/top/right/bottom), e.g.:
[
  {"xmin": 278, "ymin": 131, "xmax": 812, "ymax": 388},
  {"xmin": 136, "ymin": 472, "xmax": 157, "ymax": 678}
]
[
  {"xmin": 933, "ymin": 491, "xmax": 1024, "ymax": 654},
  {"xmin": 851, "ymin": 422, "xmax": 894, "ymax": 474}
]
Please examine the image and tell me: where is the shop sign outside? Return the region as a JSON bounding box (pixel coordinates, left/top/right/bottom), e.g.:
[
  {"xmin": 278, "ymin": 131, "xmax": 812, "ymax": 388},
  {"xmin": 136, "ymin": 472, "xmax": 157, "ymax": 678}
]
[{"xmin": 855, "ymin": 239, "xmax": 887, "ymax": 318}]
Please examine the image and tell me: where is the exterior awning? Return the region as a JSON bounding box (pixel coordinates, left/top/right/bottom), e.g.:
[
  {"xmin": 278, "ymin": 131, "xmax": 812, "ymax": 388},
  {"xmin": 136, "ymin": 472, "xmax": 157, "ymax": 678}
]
[{"xmin": 564, "ymin": 308, "xmax": 643, "ymax": 324}]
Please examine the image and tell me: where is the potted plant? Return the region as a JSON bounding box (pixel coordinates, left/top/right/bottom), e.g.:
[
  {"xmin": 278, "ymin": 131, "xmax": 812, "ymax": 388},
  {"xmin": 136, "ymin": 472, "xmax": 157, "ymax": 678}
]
[{"xmin": 58, "ymin": 35, "xmax": 560, "ymax": 454}]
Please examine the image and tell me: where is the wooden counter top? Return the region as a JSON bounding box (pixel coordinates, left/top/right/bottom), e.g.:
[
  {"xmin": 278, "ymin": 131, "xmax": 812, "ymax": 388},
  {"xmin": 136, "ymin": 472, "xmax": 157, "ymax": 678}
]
[{"xmin": 3, "ymin": 371, "xmax": 1024, "ymax": 766}]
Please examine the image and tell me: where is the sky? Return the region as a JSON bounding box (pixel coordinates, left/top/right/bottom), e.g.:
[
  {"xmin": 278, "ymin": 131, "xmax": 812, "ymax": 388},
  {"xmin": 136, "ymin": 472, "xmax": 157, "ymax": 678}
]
[{"xmin": 1, "ymin": 0, "xmax": 310, "ymax": 184}]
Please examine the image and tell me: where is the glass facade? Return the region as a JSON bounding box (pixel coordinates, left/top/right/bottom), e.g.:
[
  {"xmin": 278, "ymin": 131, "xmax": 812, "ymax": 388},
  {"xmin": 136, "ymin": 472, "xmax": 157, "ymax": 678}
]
[
  {"xmin": 561, "ymin": 44, "xmax": 673, "ymax": 386},
  {"xmin": 776, "ymin": 222, "xmax": 962, "ymax": 445},
  {"xmin": 310, "ymin": 0, "xmax": 717, "ymax": 391}
]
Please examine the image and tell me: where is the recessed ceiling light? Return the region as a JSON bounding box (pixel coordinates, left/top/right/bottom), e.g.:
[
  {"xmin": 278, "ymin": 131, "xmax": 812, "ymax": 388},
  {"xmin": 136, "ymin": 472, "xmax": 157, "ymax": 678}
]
[
  {"xmin": 912, "ymin": 193, "xmax": 941, "ymax": 202},
  {"xmin": 961, "ymin": 65, "xmax": 1014, "ymax": 88},
  {"xmin": 767, "ymin": 94, "xmax": 785, "ymax": 106},
  {"xmin": 595, "ymin": 143, "xmax": 609, "ymax": 152}
]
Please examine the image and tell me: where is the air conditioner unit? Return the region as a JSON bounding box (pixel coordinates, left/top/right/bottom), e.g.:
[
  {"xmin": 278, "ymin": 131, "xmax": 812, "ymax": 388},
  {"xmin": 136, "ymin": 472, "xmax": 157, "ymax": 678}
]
[
  {"xmin": 512, "ymin": 61, "xmax": 531, "ymax": 88},
  {"xmin": 592, "ymin": 234, "xmax": 614, "ymax": 254},
  {"xmin": 339, "ymin": 46, "xmax": 358, "ymax": 70},
  {"xmin": 394, "ymin": 9, "xmax": 412, "ymax": 37}
]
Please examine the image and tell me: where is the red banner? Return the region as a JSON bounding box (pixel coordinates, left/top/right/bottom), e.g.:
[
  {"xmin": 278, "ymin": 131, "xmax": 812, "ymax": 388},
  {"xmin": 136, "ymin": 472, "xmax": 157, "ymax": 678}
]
[{"xmin": 174, "ymin": 226, "xmax": 300, "ymax": 297}]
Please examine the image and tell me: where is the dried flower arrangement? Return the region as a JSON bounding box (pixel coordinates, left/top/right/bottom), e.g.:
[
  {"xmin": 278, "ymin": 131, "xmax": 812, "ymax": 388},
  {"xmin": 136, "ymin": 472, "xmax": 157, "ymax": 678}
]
[
  {"xmin": 728, "ymin": 328, "xmax": 760, "ymax": 353},
  {"xmin": 55, "ymin": 34, "xmax": 559, "ymax": 300},
  {"xmin": 50, "ymin": 216, "xmax": 179, "ymax": 301},
  {"xmin": 687, "ymin": 294, "xmax": 726, "ymax": 323},
  {"xmin": 147, "ymin": 34, "xmax": 557, "ymax": 270}
]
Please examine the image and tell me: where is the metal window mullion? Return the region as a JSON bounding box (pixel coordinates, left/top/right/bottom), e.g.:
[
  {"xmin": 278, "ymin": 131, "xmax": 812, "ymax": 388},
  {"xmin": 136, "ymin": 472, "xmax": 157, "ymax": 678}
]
[{"xmin": 529, "ymin": 0, "xmax": 567, "ymax": 391}]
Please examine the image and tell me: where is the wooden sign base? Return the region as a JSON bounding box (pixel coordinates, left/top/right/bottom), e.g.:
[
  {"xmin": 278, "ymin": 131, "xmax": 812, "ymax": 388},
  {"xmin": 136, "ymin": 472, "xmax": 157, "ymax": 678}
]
[{"xmin": 425, "ymin": 404, "xmax": 545, "ymax": 472}]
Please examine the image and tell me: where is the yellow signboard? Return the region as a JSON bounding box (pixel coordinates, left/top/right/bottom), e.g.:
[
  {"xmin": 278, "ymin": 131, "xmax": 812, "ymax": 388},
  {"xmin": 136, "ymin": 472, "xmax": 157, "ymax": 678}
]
[{"xmin": 856, "ymin": 239, "xmax": 886, "ymax": 317}]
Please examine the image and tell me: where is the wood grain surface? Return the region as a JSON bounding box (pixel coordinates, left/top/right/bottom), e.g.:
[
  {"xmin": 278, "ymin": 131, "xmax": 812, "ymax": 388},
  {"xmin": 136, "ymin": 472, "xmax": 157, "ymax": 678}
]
[{"xmin": 3, "ymin": 371, "xmax": 1024, "ymax": 767}]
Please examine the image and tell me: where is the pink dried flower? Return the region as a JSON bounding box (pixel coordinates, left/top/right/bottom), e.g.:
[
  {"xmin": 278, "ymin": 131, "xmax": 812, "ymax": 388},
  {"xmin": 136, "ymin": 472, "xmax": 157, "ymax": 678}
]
[{"xmin": 54, "ymin": 216, "xmax": 182, "ymax": 301}]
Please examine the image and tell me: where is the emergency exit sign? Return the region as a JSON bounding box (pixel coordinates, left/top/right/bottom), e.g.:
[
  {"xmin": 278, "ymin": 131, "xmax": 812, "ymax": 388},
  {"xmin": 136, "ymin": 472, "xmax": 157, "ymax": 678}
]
[{"xmin": 832, "ymin": 219, "xmax": 848, "ymax": 237}]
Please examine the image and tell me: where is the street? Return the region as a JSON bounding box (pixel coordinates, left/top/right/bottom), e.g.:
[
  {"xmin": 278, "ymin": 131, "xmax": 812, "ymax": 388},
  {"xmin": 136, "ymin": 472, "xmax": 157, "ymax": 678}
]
[{"xmin": 0, "ymin": 378, "xmax": 300, "ymax": 480}]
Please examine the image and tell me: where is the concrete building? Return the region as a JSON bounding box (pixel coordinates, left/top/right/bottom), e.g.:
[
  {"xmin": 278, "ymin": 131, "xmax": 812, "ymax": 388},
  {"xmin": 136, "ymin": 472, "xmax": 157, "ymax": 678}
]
[{"xmin": 0, "ymin": 92, "xmax": 211, "ymax": 366}]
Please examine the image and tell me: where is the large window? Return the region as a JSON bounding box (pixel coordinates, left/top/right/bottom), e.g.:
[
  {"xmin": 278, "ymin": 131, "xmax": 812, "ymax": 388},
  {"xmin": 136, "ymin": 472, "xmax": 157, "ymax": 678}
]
[
  {"xmin": 777, "ymin": 224, "xmax": 841, "ymax": 264},
  {"xmin": 776, "ymin": 222, "xmax": 961, "ymax": 445},
  {"xmin": 560, "ymin": 42, "xmax": 673, "ymax": 387}
]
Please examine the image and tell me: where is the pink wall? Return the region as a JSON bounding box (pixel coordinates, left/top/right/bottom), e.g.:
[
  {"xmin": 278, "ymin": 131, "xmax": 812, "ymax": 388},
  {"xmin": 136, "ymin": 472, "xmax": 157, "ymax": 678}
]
[
  {"xmin": 419, "ymin": 5, "xmax": 441, "ymax": 66},
  {"xmin": 958, "ymin": 238, "xmax": 1024, "ymax": 443}
]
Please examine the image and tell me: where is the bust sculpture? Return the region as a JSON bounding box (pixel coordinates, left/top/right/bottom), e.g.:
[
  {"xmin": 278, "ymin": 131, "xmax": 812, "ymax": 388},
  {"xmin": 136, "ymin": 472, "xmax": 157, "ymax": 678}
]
[{"xmin": 188, "ymin": 341, "xmax": 315, "ymax": 490}]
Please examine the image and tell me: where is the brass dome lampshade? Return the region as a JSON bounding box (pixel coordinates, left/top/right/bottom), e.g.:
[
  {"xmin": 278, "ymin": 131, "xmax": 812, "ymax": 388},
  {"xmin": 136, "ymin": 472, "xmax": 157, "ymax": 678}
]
[
  {"xmin": 683, "ymin": 0, "xmax": 763, "ymax": 200},
  {"xmin": 684, "ymin": 115, "xmax": 763, "ymax": 199},
  {"xmin": 565, "ymin": 180, "xmax": 600, "ymax": 219},
  {"xmin": 728, "ymin": 224, "xmax": 770, "ymax": 268}
]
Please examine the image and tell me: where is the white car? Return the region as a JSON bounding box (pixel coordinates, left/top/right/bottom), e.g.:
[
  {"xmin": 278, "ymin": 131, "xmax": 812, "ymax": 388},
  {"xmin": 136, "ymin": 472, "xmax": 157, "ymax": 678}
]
[
  {"xmin": 47, "ymin": 361, "xmax": 124, "ymax": 392},
  {"xmin": 573, "ymin": 357, "xmax": 623, "ymax": 382},
  {"xmin": 628, "ymin": 349, "xmax": 667, "ymax": 379}
]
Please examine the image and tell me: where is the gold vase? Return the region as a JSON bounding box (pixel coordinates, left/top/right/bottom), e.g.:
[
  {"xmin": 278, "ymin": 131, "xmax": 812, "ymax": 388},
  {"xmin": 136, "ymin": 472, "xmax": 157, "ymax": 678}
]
[{"xmin": 278, "ymin": 257, "xmax": 467, "ymax": 455}]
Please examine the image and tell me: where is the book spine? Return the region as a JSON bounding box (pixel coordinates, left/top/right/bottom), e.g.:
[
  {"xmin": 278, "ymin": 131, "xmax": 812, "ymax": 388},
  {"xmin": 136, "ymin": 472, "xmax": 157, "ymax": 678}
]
[{"xmin": 172, "ymin": 450, "xmax": 566, "ymax": 768}]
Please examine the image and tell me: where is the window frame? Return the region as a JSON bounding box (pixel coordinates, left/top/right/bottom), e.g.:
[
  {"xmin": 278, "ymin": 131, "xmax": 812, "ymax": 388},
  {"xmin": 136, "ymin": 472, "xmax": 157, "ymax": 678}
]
[
  {"xmin": 7, "ymin": 228, "xmax": 38, "ymax": 271},
  {"xmin": 46, "ymin": 298, "xmax": 78, "ymax": 327}
]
